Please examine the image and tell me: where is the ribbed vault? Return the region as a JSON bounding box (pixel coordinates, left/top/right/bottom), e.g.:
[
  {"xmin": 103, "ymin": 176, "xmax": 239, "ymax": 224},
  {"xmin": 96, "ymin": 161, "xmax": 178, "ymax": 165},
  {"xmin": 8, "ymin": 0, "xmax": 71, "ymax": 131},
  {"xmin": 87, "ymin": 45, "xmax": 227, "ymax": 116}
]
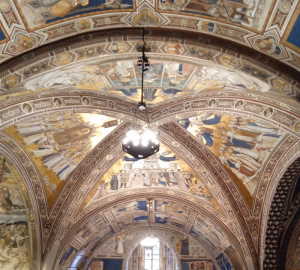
[{"xmin": 0, "ymin": 15, "xmax": 299, "ymax": 270}]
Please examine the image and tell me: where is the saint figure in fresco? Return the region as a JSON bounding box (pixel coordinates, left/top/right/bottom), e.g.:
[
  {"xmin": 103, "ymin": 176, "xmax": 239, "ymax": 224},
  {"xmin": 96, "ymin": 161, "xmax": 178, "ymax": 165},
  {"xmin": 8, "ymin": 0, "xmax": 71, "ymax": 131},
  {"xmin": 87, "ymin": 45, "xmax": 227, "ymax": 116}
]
[
  {"xmin": 52, "ymin": 125, "xmax": 92, "ymax": 145},
  {"xmin": 110, "ymin": 175, "xmax": 119, "ymax": 190},
  {"xmin": 24, "ymin": 0, "xmax": 128, "ymax": 19},
  {"xmin": 161, "ymin": 0, "xmax": 251, "ymax": 24},
  {"xmin": 115, "ymin": 234, "xmax": 124, "ymax": 254},
  {"xmin": 16, "ymin": 113, "xmax": 118, "ymax": 182}
]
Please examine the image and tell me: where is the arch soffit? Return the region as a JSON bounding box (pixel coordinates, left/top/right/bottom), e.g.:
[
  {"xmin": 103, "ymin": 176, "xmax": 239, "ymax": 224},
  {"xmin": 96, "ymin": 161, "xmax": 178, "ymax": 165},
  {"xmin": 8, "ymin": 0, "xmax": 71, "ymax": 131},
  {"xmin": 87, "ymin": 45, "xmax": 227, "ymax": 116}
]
[
  {"xmin": 57, "ymin": 225, "xmax": 219, "ymax": 270},
  {"xmin": 259, "ymin": 141, "xmax": 300, "ymax": 268},
  {"xmin": 263, "ymin": 157, "xmax": 300, "ymax": 269},
  {"xmin": 0, "ymin": 132, "xmax": 44, "ymax": 268},
  {"xmin": 119, "ymin": 228, "xmax": 184, "ymax": 270},
  {"xmin": 0, "ymin": 0, "xmax": 299, "ymax": 71},
  {"xmin": 60, "ymin": 194, "xmax": 249, "ymax": 267},
  {"xmin": 242, "ymin": 136, "xmax": 300, "ymax": 250}
]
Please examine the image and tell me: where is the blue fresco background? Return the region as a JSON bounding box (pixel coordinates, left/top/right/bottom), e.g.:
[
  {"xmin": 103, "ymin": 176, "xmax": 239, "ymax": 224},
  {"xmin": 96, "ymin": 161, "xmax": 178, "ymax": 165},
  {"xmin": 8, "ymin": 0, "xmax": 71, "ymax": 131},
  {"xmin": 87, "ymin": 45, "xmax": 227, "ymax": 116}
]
[
  {"xmin": 0, "ymin": 27, "xmax": 6, "ymax": 42},
  {"xmin": 288, "ymin": 15, "xmax": 300, "ymax": 48},
  {"xmin": 103, "ymin": 258, "xmax": 123, "ymax": 270},
  {"xmin": 47, "ymin": 0, "xmax": 133, "ymax": 24}
]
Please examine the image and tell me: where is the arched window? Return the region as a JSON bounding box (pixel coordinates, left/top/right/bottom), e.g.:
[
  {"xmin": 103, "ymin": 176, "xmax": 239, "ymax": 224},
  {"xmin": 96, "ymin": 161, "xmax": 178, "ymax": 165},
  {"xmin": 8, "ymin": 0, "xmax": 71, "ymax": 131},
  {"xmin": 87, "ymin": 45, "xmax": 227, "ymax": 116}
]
[{"xmin": 141, "ymin": 237, "xmax": 160, "ymax": 270}]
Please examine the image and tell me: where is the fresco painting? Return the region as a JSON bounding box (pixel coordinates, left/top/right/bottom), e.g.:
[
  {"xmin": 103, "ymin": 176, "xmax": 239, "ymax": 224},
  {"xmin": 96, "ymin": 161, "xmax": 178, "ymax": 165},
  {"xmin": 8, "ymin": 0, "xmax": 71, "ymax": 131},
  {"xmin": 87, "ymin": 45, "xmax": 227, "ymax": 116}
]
[
  {"xmin": 0, "ymin": 156, "xmax": 31, "ymax": 270},
  {"xmin": 288, "ymin": 15, "xmax": 300, "ymax": 48},
  {"xmin": 154, "ymin": 199, "xmax": 189, "ymax": 230},
  {"xmin": 108, "ymin": 199, "xmax": 192, "ymax": 231},
  {"xmin": 20, "ymin": 59, "xmax": 269, "ymax": 103},
  {"xmin": 181, "ymin": 260, "xmax": 214, "ymax": 270},
  {"xmin": 4, "ymin": 112, "xmax": 120, "ymax": 203},
  {"xmin": 286, "ymin": 6, "xmax": 300, "ymax": 52},
  {"xmin": 94, "ymin": 233, "xmax": 126, "ymax": 256},
  {"xmin": 17, "ymin": 0, "xmax": 133, "ymax": 29},
  {"xmin": 216, "ymin": 253, "xmax": 232, "ymax": 270},
  {"xmin": 111, "ymin": 201, "xmax": 149, "ymax": 229},
  {"xmin": 0, "ymin": 25, "xmax": 6, "ymax": 42},
  {"xmin": 74, "ymin": 216, "xmax": 112, "ymax": 248},
  {"xmin": 89, "ymin": 260, "xmax": 104, "ymax": 270},
  {"xmin": 179, "ymin": 113, "xmax": 284, "ymax": 196},
  {"xmin": 191, "ymin": 218, "xmax": 230, "ymax": 250},
  {"xmin": 159, "ymin": 0, "xmax": 274, "ymax": 30},
  {"xmin": 87, "ymin": 144, "xmax": 217, "ymax": 207}
]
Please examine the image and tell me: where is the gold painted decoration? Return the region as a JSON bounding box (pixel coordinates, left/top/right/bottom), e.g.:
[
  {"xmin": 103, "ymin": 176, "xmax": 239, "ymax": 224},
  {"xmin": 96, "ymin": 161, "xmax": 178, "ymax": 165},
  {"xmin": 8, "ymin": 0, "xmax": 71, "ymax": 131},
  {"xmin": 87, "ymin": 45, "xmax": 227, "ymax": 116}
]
[
  {"xmin": 0, "ymin": 157, "xmax": 31, "ymax": 270},
  {"xmin": 158, "ymin": 0, "xmax": 275, "ymax": 31},
  {"xmin": 21, "ymin": 58, "xmax": 270, "ymax": 104},
  {"xmin": 16, "ymin": 0, "xmax": 133, "ymax": 30},
  {"xmin": 179, "ymin": 113, "xmax": 285, "ymax": 196},
  {"xmin": 86, "ymin": 144, "xmax": 218, "ymax": 208},
  {"xmin": 4, "ymin": 112, "xmax": 120, "ymax": 204}
]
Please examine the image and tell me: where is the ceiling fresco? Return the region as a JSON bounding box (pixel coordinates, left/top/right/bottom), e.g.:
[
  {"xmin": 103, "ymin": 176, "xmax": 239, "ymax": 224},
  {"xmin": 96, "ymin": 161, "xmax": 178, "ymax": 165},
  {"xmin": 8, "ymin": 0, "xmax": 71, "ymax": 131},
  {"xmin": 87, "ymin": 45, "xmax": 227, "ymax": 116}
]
[
  {"xmin": 85, "ymin": 144, "xmax": 218, "ymax": 209},
  {"xmin": 65, "ymin": 228, "xmax": 217, "ymax": 269},
  {"xmin": 158, "ymin": 0, "xmax": 274, "ymax": 31},
  {"xmin": 16, "ymin": 0, "xmax": 134, "ymax": 30},
  {"xmin": 85, "ymin": 198, "xmax": 227, "ymax": 250},
  {"xmin": 0, "ymin": 156, "xmax": 31, "ymax": 270},
  {"xmin": 0, "ymin": 34, "xmax": 299, "ymax": 105},
  {"xmin": 0, "ymin": 1, "xmax": 298, "ymax": 269},
  {"xmin": 178, "ymin": 112, "xmax": 285, "ymax": 196},
  {"xmin": 3, "ymin": 112, "xmax": 120, "ymax": 205},
  {"xmin": 191, "ymin": 217, "xmax": 230, "ymax": 252},
  {"xmin": 0, "ymin": 0, "xmax": 299, "ymax": 73},
  {"xmin": 17, "ymin": 58, "xmax": 270, "ymax": 105}
]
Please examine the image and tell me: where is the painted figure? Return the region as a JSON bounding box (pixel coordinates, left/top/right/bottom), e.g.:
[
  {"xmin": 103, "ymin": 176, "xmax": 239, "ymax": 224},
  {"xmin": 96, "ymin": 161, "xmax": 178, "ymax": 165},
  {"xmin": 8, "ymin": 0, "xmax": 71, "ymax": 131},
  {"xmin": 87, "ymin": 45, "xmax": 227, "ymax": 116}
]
[
  {"xmin": 179, "ymin": 113, "xmax": 283, "ymax": 195},
  {"xmin": 15, "ymin": 112, "xmax": 118, "ymax": 185},
  {"xmin": 20, "ymin": 0, "xmax": 132, "ymax": 28}
]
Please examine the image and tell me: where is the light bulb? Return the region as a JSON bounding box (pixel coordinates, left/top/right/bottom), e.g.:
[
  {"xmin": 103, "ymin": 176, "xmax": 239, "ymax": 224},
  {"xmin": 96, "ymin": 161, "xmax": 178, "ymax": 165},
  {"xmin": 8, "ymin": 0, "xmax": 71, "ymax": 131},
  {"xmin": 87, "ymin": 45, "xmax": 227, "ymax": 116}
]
[
  {"xmin": 133, "ymin": 139, "xmax": 140, "ymax": 147},
  {"xmin": 141, "ymin": 138, "xmax": 149, "ymax": 147},
  {"xmin": 127, "ymin": 130, "xmax": 140, "ymax": 139},
  {"xmin": 122, "ymin": 137, "xmax": 130, "ymax": 144}
]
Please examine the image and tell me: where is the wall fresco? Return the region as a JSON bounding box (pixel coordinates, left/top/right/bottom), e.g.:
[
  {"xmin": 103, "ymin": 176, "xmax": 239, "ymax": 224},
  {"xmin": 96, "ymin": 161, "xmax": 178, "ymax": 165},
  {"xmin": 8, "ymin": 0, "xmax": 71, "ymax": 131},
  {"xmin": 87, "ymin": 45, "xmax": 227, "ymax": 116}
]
[
  {"xmin": 181, "ymin": 260, "xmax": 214, "ymax": 270},
  {"xmin": 179, "ymin": 113, "xmax": 285, "ymax": 196},
  {"xmin": 4, "ymin": 112, "xmax": 120, "ymax": 204},
  {"xmin": 0, "ymin": 156, "xmax": 31, "ymax": 270}
]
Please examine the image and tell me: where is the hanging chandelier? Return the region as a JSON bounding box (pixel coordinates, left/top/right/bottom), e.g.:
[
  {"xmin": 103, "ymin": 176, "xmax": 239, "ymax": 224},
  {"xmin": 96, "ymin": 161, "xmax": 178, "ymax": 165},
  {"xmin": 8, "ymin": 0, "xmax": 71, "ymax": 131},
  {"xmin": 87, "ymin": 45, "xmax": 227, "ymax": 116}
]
[{"xmin": 122, "ymin": 29, "xmax": 160, "ymax": 159}]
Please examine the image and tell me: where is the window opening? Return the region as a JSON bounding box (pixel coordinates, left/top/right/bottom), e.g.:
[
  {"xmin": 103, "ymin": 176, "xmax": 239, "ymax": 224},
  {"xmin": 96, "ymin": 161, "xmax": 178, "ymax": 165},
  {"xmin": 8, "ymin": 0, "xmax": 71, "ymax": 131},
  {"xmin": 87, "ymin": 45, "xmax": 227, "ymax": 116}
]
[{"xmin": 141, "ymin": 237, "xmax": 160, "ymax": 270}]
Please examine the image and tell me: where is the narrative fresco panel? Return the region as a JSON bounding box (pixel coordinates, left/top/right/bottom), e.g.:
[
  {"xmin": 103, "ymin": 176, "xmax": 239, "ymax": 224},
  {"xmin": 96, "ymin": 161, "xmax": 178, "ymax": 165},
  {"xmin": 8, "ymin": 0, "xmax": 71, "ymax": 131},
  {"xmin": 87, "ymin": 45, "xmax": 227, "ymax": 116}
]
[
  {"xmin": 4, "ymin": 112, "xmax": 120, "ymax": 203},
  {"xmin": 158, "ymin": 0, "xmax": 274, "ymax": 31},
  {"xmin": 179, "ymin": 113, "xmax": 285, "ymax": 196},
  {"xmin": 16, "ymin": 0, "xmax": 133, "ymax": 29},
  {"xmin": 287, "ymin": 13, "xmax": 300, "ymax": 51},
  {"xmin": 20, "ymin": 58, "xmax": 269, "ymax": 104},
  {"xmin": 0, "ymin": 156, "xmax": 31, "ymax": 270},
  {"xmin": 0, "ymin": 25, "xmax": 6, "ymax": 42},
  {"xmin": 86, "ymin": 144, "xmax": 217, "ymax": 207}
]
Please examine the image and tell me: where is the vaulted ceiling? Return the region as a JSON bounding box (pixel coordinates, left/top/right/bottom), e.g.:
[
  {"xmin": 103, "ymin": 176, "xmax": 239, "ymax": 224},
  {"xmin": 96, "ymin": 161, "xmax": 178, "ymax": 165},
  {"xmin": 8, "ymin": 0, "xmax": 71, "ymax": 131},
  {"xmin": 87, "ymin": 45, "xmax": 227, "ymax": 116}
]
[{"xmin": 0, "ymin": 1, "xmax": 299, "ymax": 270}]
